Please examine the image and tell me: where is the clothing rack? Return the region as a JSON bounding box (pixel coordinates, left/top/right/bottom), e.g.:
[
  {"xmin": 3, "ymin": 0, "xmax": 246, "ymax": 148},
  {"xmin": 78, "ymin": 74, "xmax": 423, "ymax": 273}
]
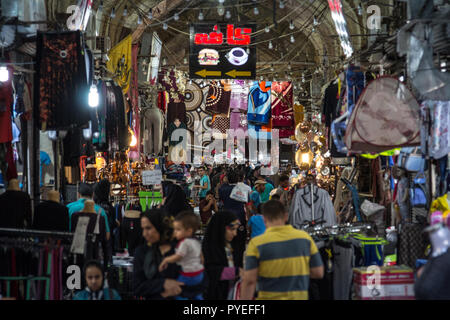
[{"xmin": 0, "ymin": 228, "xmax": 74, "ymax": 240}]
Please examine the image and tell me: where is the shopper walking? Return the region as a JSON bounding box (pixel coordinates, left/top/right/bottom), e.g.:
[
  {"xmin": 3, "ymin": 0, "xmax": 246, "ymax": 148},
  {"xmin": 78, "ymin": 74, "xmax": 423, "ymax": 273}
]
[
  {"xmin": 219, "ymin": 169, "xmax": 247, "ymax": 267},
  {"xmin": 67, "ymin": 182, "xmax": 110, "ymax": 240},
  {"xmin": 133, "ymin": 209, "xmax": 184, "ymax": 300},
  {"xmin": 161, "ymin": 182, "xmax": 192, "ymax": 217},
  {"xmin": 73, "ymin": 260, "xmax": 121, "ymax": 300},
  {"xmin": 202, "ymin": 210, "xmax": 243, "ymax": 300},
  {"xmin": 270, "ymin": 175, "xmax": 292, "ymax": 211},
  {"xmin": 195, "ymin": 166, "xmax": 211, "ymax": 201},
  {"xmin": 199, "ymin": 191, "xmax": 218, "ymax": 225},
  {"xmin": 241, "ymin": 200, "xmax": 324, "ymax": 300}
]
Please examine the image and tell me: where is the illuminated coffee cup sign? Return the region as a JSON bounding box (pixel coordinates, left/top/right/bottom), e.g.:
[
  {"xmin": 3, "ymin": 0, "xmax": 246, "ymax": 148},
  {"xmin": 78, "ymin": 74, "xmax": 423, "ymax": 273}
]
[{"xmin": 189, "ymin": 23, "xmax": 256, "ymax": 79}]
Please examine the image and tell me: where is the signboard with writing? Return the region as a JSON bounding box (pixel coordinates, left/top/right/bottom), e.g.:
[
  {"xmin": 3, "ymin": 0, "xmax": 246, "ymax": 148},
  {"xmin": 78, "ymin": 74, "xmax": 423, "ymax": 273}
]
[
  {"xmin": 142, "ymin": 170, "xmax": 163, "ymax": 185},
  {"xmin": 189, "ymin": 23, "xmax": 257, "ymax": 79}
]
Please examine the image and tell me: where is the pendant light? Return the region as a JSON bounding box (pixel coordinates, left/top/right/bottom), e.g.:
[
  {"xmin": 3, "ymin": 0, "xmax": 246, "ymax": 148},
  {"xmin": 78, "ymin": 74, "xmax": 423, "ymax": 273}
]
[
  {"xmin": 110, "ymin": 7, "xmax": 115, "ymax": 18},
  {"xmin": 279, "ymin": 1, "xmax": 285, "ymax": 9},
  {"xmin": 148, "ymin": 10, "xmax": 153, "ymax": 19},
  {"xmin": 174, "ymin": 13, "xmax": 179, "ymax": 21},
  {"xmin": 289, "ymin": 20, "xmax": 294, "ymax": 30},
  {"xmin": 137, "ymin": 15, "xmax": 142, "ymax": 25},
  {"xmin": 88, "ymin": 83, "xmax": 99, "ymax": 108},
  {"xmin": 265, "ymin": 26, "xmax": 270, "ymax": 33},
  {"xmin": 0, "ymin": 65, "xmax": 9, "ymax": 82},
  {"xmin": 98, "ymin": 1, "xmax": 103, "ymax": 14},
  {"xmin": 225, "ymin": 10, "xmax": 231, "ymax": 19},
  {"xmin": 123, "ymin": 5, "xmax": 127, "ymax": 17},
  {"xmin": 253, "ymin": 7, "xmax": 259, "ymax": 15},
  {"xmin": 290, "ymin": 35, "xmax": 295, "ymax": 43},
  {"xmin": 268, "ymin": 41, "xmax": 273, "ymax": 49},
  {"xmin": 163, "ymin": 22, "xmax": 168, "ymax": 30},
  {"xmin": 198, "ymin": 11, "xmax": 204, "ymax": 20}
]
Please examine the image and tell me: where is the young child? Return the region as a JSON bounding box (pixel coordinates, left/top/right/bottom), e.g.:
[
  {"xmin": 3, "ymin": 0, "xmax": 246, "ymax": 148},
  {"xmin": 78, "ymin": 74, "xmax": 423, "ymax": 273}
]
[
  {"xmin": 159, "ymin": 211, "xmax": 204, "ymax": 300},
  {"xmin": 247, "ymin": 204, "xmax": 266, "ymax": 239},
  {"xmin": 73, "ymin": 260, "xmax": 121, "ymax": 300}
]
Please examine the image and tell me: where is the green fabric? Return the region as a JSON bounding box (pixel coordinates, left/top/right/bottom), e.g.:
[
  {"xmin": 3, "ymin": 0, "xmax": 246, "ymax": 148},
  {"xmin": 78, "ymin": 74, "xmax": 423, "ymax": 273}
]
[
  {"xmin": 360, "ymin": 148, "xmax": 401, "ymax": 159},
  {"xmin": 139, "ymin": 191, "xmax": 163, "ymax": 212},
  {"xmin": 252, "ymin": 183, "xmax": 274, "ymax": 203}
]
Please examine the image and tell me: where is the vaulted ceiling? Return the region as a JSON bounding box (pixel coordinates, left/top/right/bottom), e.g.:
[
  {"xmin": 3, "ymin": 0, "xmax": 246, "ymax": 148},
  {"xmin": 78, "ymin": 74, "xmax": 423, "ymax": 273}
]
[{"xmin": 94, "ymin": 0, "xmax": 396, "ymax": 82}]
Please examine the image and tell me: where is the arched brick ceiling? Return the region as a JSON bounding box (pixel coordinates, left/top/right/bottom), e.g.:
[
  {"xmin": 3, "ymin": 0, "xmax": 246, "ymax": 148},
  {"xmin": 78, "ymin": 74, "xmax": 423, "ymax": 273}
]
[{"xmin": 95, "ymin": 0, "xmax": 373, "ymax": 78}]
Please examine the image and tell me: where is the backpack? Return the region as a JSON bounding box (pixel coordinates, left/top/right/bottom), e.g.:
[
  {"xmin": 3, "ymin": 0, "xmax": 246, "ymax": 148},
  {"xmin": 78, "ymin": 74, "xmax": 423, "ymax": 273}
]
[{"xmin": 410, "ymin": 171, "xmax": 429, "ymax": 209}]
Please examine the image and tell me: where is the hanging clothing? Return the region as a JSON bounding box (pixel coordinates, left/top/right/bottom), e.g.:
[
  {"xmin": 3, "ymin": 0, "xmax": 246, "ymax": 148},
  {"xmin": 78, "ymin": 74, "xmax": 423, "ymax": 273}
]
[
  {"xmin": 167, "ymin": 121, "xmax": 187, "ymax": 147},
  {"xmin": 106, "ymin": 35, "xmax": 132, "ymax": 94},
  {"xmin": 229, "ymin": 80, "xmax": 249, "ymax": 112},
  {"xmin": 35, "ymin": 31, "xmax": 90, "ymax": 130},
  {"xmin": 143, "ymin": 107, "xmax": 165, "ymax": 155},
  {"xmin": 205, "ymin": 81, "xmax": 232, "ymax": 115},
  {"xmin": 289, "ymin": 185, "xmax": 337, "ymax": 228},
  {"xmin": 0, "ymin": 78, "xmax": 13, "ymax": 143},
  {"xmin": 247, "ymin": 81, "xmax": 272, "ymax": 125},
  {"xmin": 33, "ymin": 200, "xmax": 69, "ymax": 232},
  {"xmin": 166, "ymin": 101, "xmax": 187, "ymax": 124},
  {"xmin": 271, "ymin": 81, "xmax": 294, "ymax": 128},
  {"xmin": 229, "ymin": 111, "xmax": 248, "ymax": 137},
  {"xmin": 421, "ymin": 100, "xmax": 450, "ymax": 160},
  {"xmin": 211, "ymin": 114, "xmax": 230, "ymax": 135},
  {"xmin": 0, "ymin": 190, "xmax": 32, "ymax": 228},
  {"xmin": 321, "ymin": 81, "xmax": 339, "ymax": 129},
  {"xmin": 346, "ymin": 64, "xmax": 364, "ymax": 113}
]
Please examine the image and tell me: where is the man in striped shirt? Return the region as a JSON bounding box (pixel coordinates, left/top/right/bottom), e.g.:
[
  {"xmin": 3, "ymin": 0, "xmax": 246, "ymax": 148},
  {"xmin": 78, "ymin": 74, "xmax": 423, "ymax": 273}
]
[{"xmin": 241, "ymin": 200, "xmax": 324, "ymax": 300}]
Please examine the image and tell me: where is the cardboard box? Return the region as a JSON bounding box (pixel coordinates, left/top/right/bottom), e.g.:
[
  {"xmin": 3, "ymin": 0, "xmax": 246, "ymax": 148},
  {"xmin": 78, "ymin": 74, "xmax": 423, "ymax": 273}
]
[{"xmin": 353, "ymin": 265, "xmax": 415, "ymax": 300}]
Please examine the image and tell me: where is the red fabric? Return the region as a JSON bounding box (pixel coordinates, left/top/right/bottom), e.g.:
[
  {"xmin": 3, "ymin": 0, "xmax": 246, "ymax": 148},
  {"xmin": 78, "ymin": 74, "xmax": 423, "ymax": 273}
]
[
  {"xmin": 271, "ymin": 82, "xmax": 294, "ymax": 128},
  {"xmin": 5, "ymin": 142, "xmax": 17, "ymax": 180},
  {"xmin": 0, "ymin": 78, "xmax": 13, "ymax": 143},
  {"xmin": 180, "ymin": 269, "xmax": 204, "ymax": 277}
]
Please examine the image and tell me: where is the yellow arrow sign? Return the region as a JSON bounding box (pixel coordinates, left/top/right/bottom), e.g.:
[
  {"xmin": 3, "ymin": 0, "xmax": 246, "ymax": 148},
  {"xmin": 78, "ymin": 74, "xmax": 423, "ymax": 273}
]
[
  {"xmin": 195, "ymin": 69, "xmax": 222, "ymax": 78},
  {"xmin": 225, "ymin": 70, "xmax": 252, "ymax": 78}
]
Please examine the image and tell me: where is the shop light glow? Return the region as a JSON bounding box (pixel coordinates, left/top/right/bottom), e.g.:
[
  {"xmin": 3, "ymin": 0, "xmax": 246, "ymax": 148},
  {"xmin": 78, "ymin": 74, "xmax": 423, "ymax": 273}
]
[
  {"xmin": 301, "ymin": 153, "xmax": 310, "ymax": 163},
  {"xmin": 0, "ymin": 65, "xmax": 9, "ymax": 82},
  {"xmin": 328, "ymin": 0, "xmax": 353, "ymax": 57},
  {"xmin": 129, "ymin": 129, "xmax": 137, "ymax": 147},
  {"xmin": 88, "ymin": 84, "xmax": 99, "ymax": 107}
]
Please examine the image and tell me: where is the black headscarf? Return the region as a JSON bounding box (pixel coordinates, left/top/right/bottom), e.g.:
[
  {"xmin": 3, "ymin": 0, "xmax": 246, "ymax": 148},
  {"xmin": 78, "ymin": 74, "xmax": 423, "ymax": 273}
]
[
  {"xmin": 162, "ymin": 182, "xmax": 192, "ymax": 217},
  {"xmin": 202, "ymin": 210, "xmax": 240, "ymax": 300},
  {"xmin": 141, "ymin": 208, "xmax": 174, "ymax": 245}
]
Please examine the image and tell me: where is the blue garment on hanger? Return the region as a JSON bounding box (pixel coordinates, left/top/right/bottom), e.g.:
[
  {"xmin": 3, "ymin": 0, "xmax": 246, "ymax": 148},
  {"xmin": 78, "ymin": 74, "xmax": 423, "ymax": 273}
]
[
  {"xmin": 247, "ymin": 81, "xmax": 272, "ymax": 125},
  {"xmin": 39, "ymin": 151, "xmax": 51, "ymax": 187},
  {"xmin": 344, "ymin": 181, "xmax": 362, "ymax": 221}
]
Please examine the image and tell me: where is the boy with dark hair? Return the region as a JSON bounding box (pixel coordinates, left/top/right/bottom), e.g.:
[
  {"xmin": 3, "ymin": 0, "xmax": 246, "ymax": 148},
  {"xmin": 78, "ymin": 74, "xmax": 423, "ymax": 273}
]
[
  {"xmin": 159, "ymin": 211, "xmax": 204, "ymax": 300},
  {"xmin": 241, "ymin": 200, "xmax": 324, "ymax": 300},
  {"xmin": 270, "ymin": 174, "xmax": 291, "ymax": 211}
]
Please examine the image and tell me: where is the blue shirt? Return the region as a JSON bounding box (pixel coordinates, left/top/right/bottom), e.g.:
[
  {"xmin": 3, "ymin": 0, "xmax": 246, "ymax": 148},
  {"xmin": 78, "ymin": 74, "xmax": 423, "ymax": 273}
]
[
  {"xmin": 250, "ymin": 191, "xmax": 262, "ymax": 209},
  {"xmin": 248, "ymin": 215, "xmax": 266, "ymax": 238},
  {"xmin": 73, "ymin": 287, "xmax": 121, "ymax": 300},
  {"xmin": 67, "ymin": 199, "xmax": 110, "ymax": 233},
  {"xmin": 199, "ymin": 175, "xmax": 211, "ymax": 199}
]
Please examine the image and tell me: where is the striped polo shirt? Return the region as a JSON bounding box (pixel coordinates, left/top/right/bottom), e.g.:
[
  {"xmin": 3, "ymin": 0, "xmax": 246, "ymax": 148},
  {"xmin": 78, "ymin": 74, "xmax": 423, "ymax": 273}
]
[{"xmin": 244, "ymin": 224, "xmax": 323, "ymax": 300}]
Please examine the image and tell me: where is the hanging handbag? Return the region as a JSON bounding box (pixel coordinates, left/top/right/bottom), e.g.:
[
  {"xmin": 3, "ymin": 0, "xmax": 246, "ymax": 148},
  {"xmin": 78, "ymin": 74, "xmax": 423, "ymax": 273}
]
[
  {"xmin": 397, "ymin": 147, "xmax": 426, "ymax": 172},
  {"xmin": 410, "ymin": 171, "xmax": 429, "ymax": 209}
]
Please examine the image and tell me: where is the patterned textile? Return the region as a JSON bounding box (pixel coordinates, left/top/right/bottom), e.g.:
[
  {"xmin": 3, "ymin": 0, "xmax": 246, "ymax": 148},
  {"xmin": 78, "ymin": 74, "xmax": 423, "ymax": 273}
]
[
  {"xmin": 211, "ymin": 114, "xmax": 230, "ymax": 134},
  {"xmin": 230, "ymin": 80, "xmax": 249, "ymax": 112},
  {"xmin": 247, "ymin": 81, "xmax": 272, "ymax": 125},
  {"xmin": 230, "ymin": 111, "xmax": 248, "ymax": 137},
  {"xmin": 158, "ymin": 68, "xmax": 186, "ymax": 103},
  {"xmin": 206, "ymin": 80, "xmax": 232, "ymax": 114},
  {"xmin": 36, "ymin": 31, "xmax": 90, "ymax": 130},
  {"xmin": 107, "ymin": 35, "xmax": 132, "ymax": 94},
  {"xmin": 271, "ymin": 81, "xmax": 294, "ymax": 128},
  {"xmin": 248, "ymin": 118, "xmax": 272, "ymax": 140},
  {"xmin": 185, "ymin": 81, "xmax": 212, "ymax": 148},
  {"xmin": 398, "ymin": 223, "xmax": 428, "ymax": 268},
  {"xmin": 421, "ymin": 100, "xmax": 450, "ymax": 160},
  {"xmin": 346, "ymin": 65, "xmax": 364, "ymax": 113}
]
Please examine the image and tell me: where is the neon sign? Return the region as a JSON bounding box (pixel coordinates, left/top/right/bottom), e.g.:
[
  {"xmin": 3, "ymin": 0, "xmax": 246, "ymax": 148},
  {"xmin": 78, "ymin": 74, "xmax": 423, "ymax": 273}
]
[{"xmin": 194, "ymin": 24, "xmax": 252, "ymax": 46}]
